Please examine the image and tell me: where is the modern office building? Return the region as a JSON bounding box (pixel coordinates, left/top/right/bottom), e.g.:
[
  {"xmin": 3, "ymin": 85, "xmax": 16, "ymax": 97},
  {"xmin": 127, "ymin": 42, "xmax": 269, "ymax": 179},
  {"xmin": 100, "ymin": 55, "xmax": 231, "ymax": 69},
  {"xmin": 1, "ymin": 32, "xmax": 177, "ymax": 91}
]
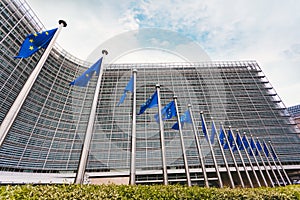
[
  {"xmin": 0, "ymin": 0, "xmax": 299, "ymax": 186},
  {"xmin": 288, "ymin": 105, "xmax": 300, "ymax": 129}
]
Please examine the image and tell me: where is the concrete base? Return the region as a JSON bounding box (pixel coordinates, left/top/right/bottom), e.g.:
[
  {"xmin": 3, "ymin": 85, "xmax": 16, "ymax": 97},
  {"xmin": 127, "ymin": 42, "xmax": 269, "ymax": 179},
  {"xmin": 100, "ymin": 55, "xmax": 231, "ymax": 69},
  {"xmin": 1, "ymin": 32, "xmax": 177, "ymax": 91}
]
[{"xmin": 90, "ymin": 177, "xmax": 129, "ymax": 185}]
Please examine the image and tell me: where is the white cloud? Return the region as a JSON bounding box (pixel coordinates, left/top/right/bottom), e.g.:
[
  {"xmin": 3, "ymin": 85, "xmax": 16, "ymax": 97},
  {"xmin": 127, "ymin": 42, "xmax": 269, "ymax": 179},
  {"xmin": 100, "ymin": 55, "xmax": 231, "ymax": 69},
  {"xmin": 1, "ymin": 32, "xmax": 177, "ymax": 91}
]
[
  {"xmin": 28, "ymin": 0, "xmax": 133, "ymax": 60},
  {"xmin": 27, "ymin": 0, "xmax": 300, "ymax": 106}
]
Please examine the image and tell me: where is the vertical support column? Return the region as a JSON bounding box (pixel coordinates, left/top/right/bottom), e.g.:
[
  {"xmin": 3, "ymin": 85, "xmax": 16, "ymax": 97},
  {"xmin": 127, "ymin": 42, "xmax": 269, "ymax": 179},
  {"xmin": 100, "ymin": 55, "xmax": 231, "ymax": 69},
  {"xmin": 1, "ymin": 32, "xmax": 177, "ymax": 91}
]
[
  {"xmin": 0, "ymin": 59, "xmax": 23, "ymax": 92},
  {"xmin": 0, "ymin": 20, "xmax": 67, "ymax": 147},
  {"xmin": 0, "ymin": 15, "xmax": 26, "ymax": 45},
  {"xmin": 188, "ymin": 105, "xmax": 209, "ymax": 187},
  {"xmin": 156, "ymin": 84, "xmax": 168, "ymax": 185},
  {"xmin": 173, "ymin": 97, "xmax": 191, "ymax": 186},
  {"xmin": 75, "ymin": 50, "xmax": 108, "ymax": 184},
  {"xmin": 130, "ymin": 69, "xmax": 137, "ymax": 185}
]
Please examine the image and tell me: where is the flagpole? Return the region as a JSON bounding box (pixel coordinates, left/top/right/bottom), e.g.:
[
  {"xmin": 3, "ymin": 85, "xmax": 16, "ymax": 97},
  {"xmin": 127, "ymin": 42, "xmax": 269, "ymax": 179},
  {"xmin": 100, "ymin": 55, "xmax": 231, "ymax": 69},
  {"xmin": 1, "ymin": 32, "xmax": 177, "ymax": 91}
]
[
  {"xmin": 188, "ymin": 105, "xmax": 209, "ymax": 187},
  {"xmin": 222, "ymin": 124, "xmax": 244, "ymax": 188},
  {"xmin": 250, "ymin": 136, "xmax": 274, "ymax": 187},
  {"xmin": 200, "ymin": 112, "xmax": 223, "ymax": 188},
  {"xmin": 174, "ymin": 97, "xmax": 191, "ymax": 186},
  {"xmin": 229, "ymin": 127, "xmax": 253, "ymax": 188},
  {"xmin": 268, "ymin": 141, "xmax": 291, "ymax": 185},
  {"xmin": 129, "ymin": 69, "xmax": 137, "ymax": 185},
  {"xmin": 75, "ymin": 50, "xmax": 108, "ymax": 184},
  {"xmin": 156, "ymin": 84, "xmax": 168, "ymax": 185},
  {"xmin": 237, "ymin": 130, "xmax": 261, "ymax": 187},
  {"xmin": 244, "ymin": 133, "xmax": 268, "ymax": 187},
  {"xmin": 263, "ymin": 140, "xmax": 286, "ymax": 186},
  {"xmin": 256, "ymin": 138, "xmax": 280, "ymax": 186},
  {"xmin": 0, "ymin": 20, "xmax": 67, "ymax": 147},
  {"xmin": 214, "ymin": 121, "xmax": 235, "ymax": 188}
]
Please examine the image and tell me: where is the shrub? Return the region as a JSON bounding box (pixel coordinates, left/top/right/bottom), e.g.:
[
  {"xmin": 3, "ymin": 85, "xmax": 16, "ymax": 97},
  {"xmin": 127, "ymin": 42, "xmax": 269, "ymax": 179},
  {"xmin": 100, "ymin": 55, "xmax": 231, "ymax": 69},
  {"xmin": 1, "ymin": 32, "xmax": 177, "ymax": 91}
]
[{"xmin": 0, "ymin": 184, "xmax": 299, "ymax": 199}]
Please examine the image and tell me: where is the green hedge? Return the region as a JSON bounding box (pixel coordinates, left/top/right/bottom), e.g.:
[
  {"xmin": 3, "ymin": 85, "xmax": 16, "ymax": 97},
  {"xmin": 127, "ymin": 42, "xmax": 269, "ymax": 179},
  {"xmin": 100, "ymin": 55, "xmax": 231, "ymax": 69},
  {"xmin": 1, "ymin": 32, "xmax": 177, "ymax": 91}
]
[{"xmin": 0, "ymin": 184, "xmax": 299, "ymax": 199}]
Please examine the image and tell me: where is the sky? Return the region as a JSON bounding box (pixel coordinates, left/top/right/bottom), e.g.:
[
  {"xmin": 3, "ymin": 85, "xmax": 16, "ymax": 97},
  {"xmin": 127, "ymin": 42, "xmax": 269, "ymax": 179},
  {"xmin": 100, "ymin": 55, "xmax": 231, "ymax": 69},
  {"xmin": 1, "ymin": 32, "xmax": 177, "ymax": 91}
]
[{"xmin": 27, "ymin": 0, "xmax": 300, "ymax": 107}]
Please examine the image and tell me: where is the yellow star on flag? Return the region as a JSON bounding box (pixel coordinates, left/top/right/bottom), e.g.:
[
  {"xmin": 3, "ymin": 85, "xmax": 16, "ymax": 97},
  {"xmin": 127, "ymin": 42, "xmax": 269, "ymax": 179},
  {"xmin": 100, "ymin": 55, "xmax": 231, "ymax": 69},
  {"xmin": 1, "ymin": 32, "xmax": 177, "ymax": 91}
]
[
  {"xmin": 85, "ymin": 74, "xmax": 89, "ymax": 77},
  {"xmin": 29, "ymin": 46, "xmax": 34, "ymax": 50},
  {"xmin": 34, "ymin": 33, "xmax": 38, "ymax": 37},
  {"xmin": 29, "ymin": 39, "xmax": 34, "ymax": 43},
  {"xmin": 46, "ymin": 32, "xmax": 49, "ymax": 35}
]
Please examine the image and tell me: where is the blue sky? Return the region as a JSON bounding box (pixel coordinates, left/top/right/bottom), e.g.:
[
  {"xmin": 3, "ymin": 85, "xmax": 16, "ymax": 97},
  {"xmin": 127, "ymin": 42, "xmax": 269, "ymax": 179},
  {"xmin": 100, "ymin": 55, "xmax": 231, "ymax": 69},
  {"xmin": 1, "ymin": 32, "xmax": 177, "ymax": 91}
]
[{"xmin": 28, "ymin": 0, "xmax": 300, "ymax": 107}]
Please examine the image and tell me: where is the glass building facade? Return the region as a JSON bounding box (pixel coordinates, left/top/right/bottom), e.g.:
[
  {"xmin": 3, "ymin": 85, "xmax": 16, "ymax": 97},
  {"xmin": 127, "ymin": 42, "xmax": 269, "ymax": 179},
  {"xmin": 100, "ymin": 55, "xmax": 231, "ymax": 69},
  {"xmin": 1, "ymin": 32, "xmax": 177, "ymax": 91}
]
[
  {"xmin": 287, "ymin": 105, "xmax": 300, "ymax": 131},
  {"xmin": 288, "ymin": 105, "xmax": 300, "ymax": 117},
  {"xmin": 0, "ymin": 0, "xmax": 299, "ymax": 185}
]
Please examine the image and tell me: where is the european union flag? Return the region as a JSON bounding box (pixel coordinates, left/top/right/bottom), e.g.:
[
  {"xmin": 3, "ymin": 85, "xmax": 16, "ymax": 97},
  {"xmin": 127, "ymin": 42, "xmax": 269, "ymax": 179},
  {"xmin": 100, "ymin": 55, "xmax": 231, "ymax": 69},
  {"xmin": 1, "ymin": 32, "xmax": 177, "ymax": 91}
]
[
  {"xmin": 224, "ymin": 130, "xmax": 234, "ymax": 150},
  {"xmin": 200, "ymin": 115, "xmax": 209, "ymax": 142},
  {"xmin": 210, "ymin": 123, "xmax": 217, "ymax": 144},
  {"xmin": 15, "ymin": 28, "xmax": 58, "ymax": 58},
  {"xmin": 233, "ymin": 133, "xmax": 243, "ymax": 151},
  {"xmin": 219, "ymin": 127, "xmax": 226, "ymax": 146},
  {"xmin": 138, "ymin": 91, "xmax": 158, "ymax": 115},
  {"xmin": 154, "ymin": 100, "xmax": 176, "ymax": 122},
  {"xmin": 242, "ymin": 135, "xmax": 249, "ymax": 149},
  {"xmin": 263, "ymin": 141, "xmax": 269, "ymax": 157},
  {"xmin": 210, "ymin": 122, "xmax": 217, "ymax": 144},
  {"xmin": 172, "ymin": 109, "xmax": 192, "ymax": 130},
  {"xmin": 118, "ymin": 75, "xmax": 134, "ymax": 106},
  {"xmin": 257, "ymin": 141, "xmax": 262, "ymax": 151},
  {"xmin": 256, "ymin": 140, "xmax": 263, "ymax": 156},
  {"xmin": 270, "ymin": 144, "xmax": 277, "ymax": 160},
  {"xmin": 70, "ymin": 58, "xmax": 102, "ymax": 87},
  {"xmin": 249, "ymin": 138, "xmax": 256, "ymax": 156},
  {"xmin": 250, "ymin": 138, "xmax": 256, "ymax": 149}
]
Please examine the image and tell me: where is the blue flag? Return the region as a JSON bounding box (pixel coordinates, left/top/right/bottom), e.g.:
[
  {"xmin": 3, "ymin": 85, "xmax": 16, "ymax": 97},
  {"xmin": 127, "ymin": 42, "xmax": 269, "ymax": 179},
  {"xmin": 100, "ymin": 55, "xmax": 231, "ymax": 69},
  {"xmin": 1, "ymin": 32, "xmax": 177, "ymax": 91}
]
[
  {"xmin": 70, "ymin": 58, "xmax": 102, "ymax": 87},
  {"xmin": 200, "ymin": 115, "xmax": 209, "ymax": 142},
  {"xmin": 256, "ymin": 140, "xmax": 262, "ymax": 151},
  {"xmin": 242, "ymin": 135, "xmax": 251, "ymax": 156},
  {"xmin": 210, "ymin": 122, "xmax": 217, "ymax": 144},
  {"xmin": 256, "ymin": 140, "xmax": 263, "ymax": 156},
  {"xmin": 154, "ymin": 100, "xmax": 176, "ymax": 122},
  {"xmin": 224, "ymin": 130, "xmax": 234, "ymax": 150},
  {"xmin": 118, "ymin": 75, "xmax": 134, "ymax": 106},
  {"xmin": 172, "ymin": 109, "xmax": 192, "ymax": 130},
  {"xmin": 233, "ymin": 133, "xmax": 243, "ymax": 151},
  {"xmin": 242, "ymin": 135, "xmax": 249, "ymax": 149},
  {"xmin": 249, "ymin": 138, "xmax": 256, "ymax": 156},
  {"xmin": 219, "ymin": 127, "xmax": 226, "ymax": 146},
  {"xmin": 263, "ymin": 141, "xmax": 269, "ymax": 157},
  {"xmin": 250, "ymin": 138, "xmax": 256, "ymax": 149},
  {"xmin": 270, "ymin": 145, "xmax": 277, "ymax": 160},
  {"xmin": 15, "ymin": 28, "xmax": 58, "ymax": 58},
  {"xmin": 138, "ymin": 91, "xmax": 158, "ymax": 115}
]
